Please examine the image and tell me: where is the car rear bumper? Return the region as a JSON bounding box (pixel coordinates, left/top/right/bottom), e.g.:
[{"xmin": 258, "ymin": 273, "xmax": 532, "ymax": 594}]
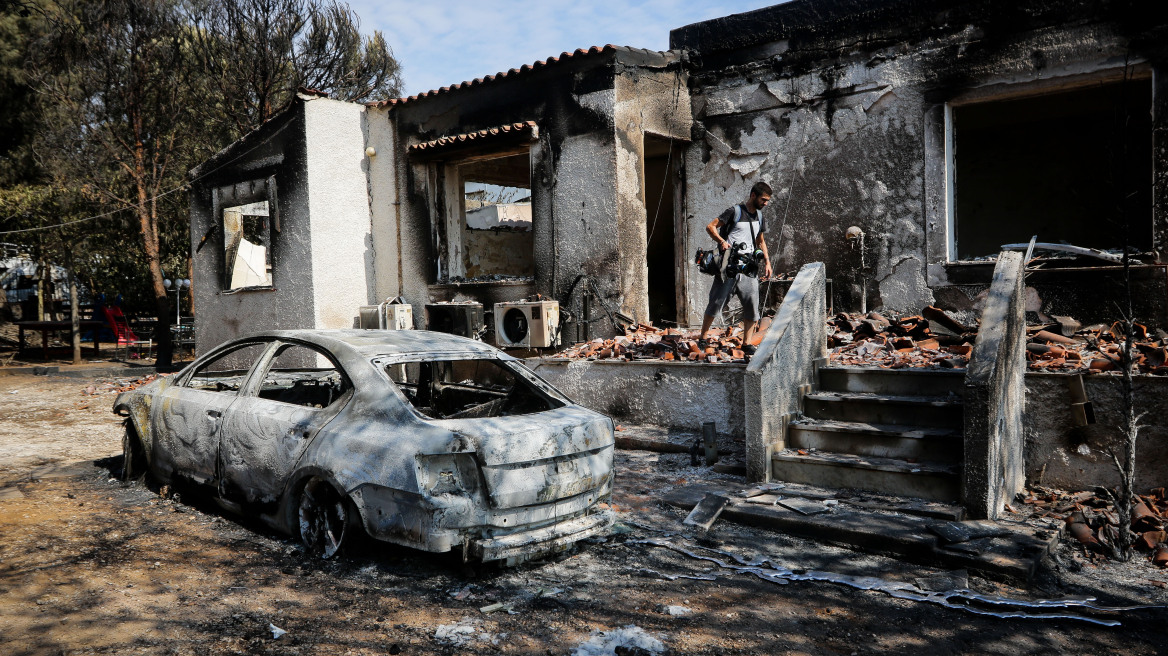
[{"xmin": 470, "ymin": 509, "xmax": 613, "ymax": 562}]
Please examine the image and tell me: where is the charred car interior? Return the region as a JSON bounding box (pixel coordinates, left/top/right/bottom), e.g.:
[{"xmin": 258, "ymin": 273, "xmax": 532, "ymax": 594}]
[{"xmin": 386, "ymin": 358, "xmax": 563, "ymax": 419}]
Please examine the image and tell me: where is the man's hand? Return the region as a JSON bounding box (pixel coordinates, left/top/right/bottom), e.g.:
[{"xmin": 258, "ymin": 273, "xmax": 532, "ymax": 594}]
[
  {"xmin": 718, "ymin": 240, "xmax": 730, "ymax": 252},
  {"xmin": 763, "ymin": 261, "xmax": 773, "ymax": 280}
]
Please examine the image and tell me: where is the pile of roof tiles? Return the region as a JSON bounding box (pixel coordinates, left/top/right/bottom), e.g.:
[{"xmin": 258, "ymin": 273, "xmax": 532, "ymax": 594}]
[
  {"xmin": 827, "ymin": 307, "xmax": 977, "ymax": 369},
  {"xmin": 1026, "ymin": 321, "xmax": 1168, "ymax": 375},
  {"xmin": 554, "ymin": 318, "xmax": 771, "ymax": 363},
  {"xmin": 1022, "ymin": 486, "xmax": 1168, "ymax": 565}
]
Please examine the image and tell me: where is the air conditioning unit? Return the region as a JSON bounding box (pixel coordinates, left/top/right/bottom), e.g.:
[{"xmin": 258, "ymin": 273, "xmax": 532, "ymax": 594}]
[
  {"xmin": 426, "ymin": 302, "xmax": 485, "ymax": 338},
  {"xmin": 358, "ymin": 301, "xmax": 413, "ymax": 330},
  {"xmin": 494, "ymin": 300, "xmax": 560, "ymax": 348}
]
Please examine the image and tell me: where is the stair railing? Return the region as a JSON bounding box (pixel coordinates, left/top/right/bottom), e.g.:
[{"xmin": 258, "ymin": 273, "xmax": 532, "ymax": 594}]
[
  {"xmin": 744, "ymin": 262, "xmax": 828, "ymax": 482},
  {"xmin": 962, "ymin": 250, "xmax": 1027, "ymax": 519}
]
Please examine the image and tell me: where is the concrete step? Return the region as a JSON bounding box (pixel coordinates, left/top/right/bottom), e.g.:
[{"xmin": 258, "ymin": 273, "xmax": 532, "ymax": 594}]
[
  {"xmin": 803, "ymin": 391, "xmax": 963, "ymax": 429},
  {"xmin": 818, "ymin": 366, "xmax": 964, "ymax": 397},
  {"xmin": 770, "ymin": 449, "xmax": 960, "ymax": 502},
  {"xmin": 788, "ymin": 419, "xmax": 962, "ymax": 462}
]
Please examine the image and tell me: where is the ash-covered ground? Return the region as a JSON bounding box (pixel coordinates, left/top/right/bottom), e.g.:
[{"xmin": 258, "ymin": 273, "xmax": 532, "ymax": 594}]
[{"xmin": 1, "ymin": 374, "xmax": 1165, "ymax": 655}]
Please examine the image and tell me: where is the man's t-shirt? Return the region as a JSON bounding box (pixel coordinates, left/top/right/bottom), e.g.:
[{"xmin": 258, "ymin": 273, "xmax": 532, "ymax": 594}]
[{"xmin": 718, "ymin": 204, "xmax": 764, "ymax": 249}]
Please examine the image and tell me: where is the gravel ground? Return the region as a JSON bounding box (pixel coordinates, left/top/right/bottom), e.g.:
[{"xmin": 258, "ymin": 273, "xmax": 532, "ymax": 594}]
[{"xmin": 0, "ymin": 374, "xmax": 1166, "ymax": 655}]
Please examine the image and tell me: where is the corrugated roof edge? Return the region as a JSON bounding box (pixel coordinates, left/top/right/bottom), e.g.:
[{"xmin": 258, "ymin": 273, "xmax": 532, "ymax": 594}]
[{"xmin": 369, "ymin": 45, "xmax": 678, "ymax": 108}]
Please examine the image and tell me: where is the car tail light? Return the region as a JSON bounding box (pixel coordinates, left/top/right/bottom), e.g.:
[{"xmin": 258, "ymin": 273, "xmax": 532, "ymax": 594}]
[{"xmin": 416, "ymin": 453, "xmax": 480, "ymax": 496}]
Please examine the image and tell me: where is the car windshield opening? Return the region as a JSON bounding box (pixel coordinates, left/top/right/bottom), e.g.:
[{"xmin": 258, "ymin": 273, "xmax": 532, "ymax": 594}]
[{"xmin": 385, "ymin": 359, "xmax": 563, "ymax": 419}]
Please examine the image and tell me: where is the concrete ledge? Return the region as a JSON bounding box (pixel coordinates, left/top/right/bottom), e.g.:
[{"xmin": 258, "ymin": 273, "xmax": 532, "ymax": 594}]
[
  {"xmin": 0, "ymin": 365, "xmax": 156, "ymax": 378},
  {"xmin": 528, "ymin": 358, "xmax": 747, "ymax": 435}
]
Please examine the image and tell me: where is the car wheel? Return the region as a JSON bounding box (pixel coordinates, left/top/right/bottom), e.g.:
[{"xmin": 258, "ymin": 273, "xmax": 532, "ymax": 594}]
[
  {"xmin": 121, "ymin": 423, "xmax": 148, "ymax": 482},
  {"xmin": 297, "ymin": 477, "xmax": 352, "ymax": 559}
]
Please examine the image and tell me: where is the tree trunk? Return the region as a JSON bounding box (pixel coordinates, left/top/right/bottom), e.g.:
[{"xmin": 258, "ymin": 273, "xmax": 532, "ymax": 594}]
[{"xmin": 69, "ymin": 265, "xmax": 80, "ymax": 365}]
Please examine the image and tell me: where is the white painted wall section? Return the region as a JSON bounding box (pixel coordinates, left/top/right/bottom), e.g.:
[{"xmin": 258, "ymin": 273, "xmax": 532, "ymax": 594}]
[{"xmin": 303, "ymin": 98, "xmax": 375, "ymax": 328}]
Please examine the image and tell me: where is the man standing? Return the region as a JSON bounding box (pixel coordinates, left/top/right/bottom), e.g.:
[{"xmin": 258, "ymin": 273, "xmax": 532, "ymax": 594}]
[{"xmin": 697, "ymin": 181, "xmax": 773, "ymax": 355}]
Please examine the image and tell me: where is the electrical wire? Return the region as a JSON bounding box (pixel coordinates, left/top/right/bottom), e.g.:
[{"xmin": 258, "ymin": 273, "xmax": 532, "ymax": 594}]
[{"xmin": 0, "ymin": 119, "xmax": 294, "ymax": 236}]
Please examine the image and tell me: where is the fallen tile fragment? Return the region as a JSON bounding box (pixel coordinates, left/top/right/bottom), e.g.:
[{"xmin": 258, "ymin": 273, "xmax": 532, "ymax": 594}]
[{"xmin": 684, "ymin": 493, "xmax": 730, "ymax": 531}]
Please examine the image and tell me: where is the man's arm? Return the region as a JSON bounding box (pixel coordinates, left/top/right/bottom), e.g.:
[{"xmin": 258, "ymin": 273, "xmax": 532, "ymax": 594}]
[
  {"xmin": 706, "ymin": 218, "xmax": 730, "ymax": 251},
  {"xmin": 756, "ymin": 230, "xmax": 773, "ymax": 279}
]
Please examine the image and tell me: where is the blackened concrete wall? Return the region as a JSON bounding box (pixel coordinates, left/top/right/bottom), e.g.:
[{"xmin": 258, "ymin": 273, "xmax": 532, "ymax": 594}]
[
  {"xmin": 370, "ymin": 49, "xmax": 688, "ymax": 336},
  {"xmin": 673, "ymin": 0, "xmax": 1168, "ymax": 324},
  {"xmin": 1025, "ymin": 373, "xmax": 1168, "ymax": 491}
]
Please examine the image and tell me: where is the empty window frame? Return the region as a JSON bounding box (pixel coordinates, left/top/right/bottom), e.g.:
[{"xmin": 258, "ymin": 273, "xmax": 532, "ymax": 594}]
[
  {"xmin": 255, "ymin": 342, "xmax": 351, "ymax": 409},
  {"xmin": 215, "ymin": 177, "xmax": 280, "ymax": 290},
  {"xmin": 948, "ymin": 78, "xmax": 1153, "ymax": 260},
  {"xmin": 439, "ymin": 152, "xmax": 534, "ymax": 280},
  {"xmin": 183, "ymin": 342, "xmax": 271, "ymax": 392}
]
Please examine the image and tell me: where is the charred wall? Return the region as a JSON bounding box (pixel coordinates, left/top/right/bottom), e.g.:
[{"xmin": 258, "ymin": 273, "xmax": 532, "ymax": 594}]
[
  {"xmin": 189, "ymin": 102, "xmax": 315, "ymax": 354},
  {"xmin": 379, "ymin": 49, "xmax": 688, "ymax": 338},
  {"xmin": 675, "ymin": 0, "xmax": 1168, "ymax": 324}
]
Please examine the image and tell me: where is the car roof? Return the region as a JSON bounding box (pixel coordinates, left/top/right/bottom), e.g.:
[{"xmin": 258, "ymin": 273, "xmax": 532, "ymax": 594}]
[{"xmin": 248, "ymin": 329, "xmax": 502, "ymax": 360}]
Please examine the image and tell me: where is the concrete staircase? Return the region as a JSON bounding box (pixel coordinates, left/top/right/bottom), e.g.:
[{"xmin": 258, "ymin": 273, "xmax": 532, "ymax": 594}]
[{"xmin": 771, "ymin": 366, "xmax": 965, "ymax": 502}]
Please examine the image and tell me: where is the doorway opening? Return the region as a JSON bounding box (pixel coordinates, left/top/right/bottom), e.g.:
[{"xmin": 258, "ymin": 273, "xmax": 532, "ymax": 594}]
[{"xmin": 645, "ymin": 135, "xmax": 677, "ymax": 325}]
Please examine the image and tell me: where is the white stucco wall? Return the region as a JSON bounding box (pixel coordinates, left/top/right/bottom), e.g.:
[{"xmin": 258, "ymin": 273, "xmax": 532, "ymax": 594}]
[{"xmin": 303, "ymin": 98, "xmax": 376, "ymax": 328}]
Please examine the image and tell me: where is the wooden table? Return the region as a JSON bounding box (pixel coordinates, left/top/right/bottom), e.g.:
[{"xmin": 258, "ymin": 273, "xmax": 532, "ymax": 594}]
[{"xmin": 16, "ymin": 320, "xmax": 106, "ymax": 360}]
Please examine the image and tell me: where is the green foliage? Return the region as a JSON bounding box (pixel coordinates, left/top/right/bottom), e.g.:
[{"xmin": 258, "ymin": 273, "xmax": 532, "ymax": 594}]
[{"xmin": 1, "ymin": 0, "xmax": 402, "ymax": 324}]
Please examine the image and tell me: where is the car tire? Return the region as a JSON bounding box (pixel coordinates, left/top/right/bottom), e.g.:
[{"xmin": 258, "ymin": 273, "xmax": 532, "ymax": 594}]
[
  {"xmin": 121, "ymin": 423, "xmax": 148, "ymax": 482},
  {"xmin": 297, "ymin": 477, "xmax": 353, "ymax": 559}
]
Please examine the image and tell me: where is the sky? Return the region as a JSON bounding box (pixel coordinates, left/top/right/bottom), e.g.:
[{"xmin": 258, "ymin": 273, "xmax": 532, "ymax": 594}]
[{"xmin": 344, "ymin": 1, "xmax": 781, "ymax": 97}]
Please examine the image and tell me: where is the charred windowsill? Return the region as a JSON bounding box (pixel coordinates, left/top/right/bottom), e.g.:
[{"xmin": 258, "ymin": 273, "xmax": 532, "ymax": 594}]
[
  {"xmin": 218, "ymin": 286, "xmax": 277, "ymax": 295},
  {"xmin": 941, "ymin": 262, "xmax": 1166, "ymax": 286},
  {"xmin": 430, "ymin": 279, "xmax": 534, "ymax": 290}
]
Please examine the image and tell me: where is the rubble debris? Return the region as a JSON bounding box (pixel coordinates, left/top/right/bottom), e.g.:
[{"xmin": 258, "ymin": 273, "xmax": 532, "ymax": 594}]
[
  {"xmin": 830, "ymin": 306, "xmax": 1167, "ymax": 375},
  {"xmin": 1001, "ymin": 242, "xmax": 1124, "ymax": 264},
  {"xmin": 1022, "ymin": 486, "xmax": 1168, "ymax": 562},
  {"xmin": 828, "ymin": 310, "xmax": 975, "ymax": 369},
  {"xmin": 553, "ymin": 320, "xmax": 771, "ymax": 364},
  {"xmin": 268, "ymin": 623, "xmax": 287, "ymax": 640}
]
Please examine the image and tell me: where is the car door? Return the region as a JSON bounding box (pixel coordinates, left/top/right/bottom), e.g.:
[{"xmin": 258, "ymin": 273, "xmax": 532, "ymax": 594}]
[
  {"xmin": 151, "ymin": 340, "xmax": 274, "ymax": 486},
  {"xmin": 217, "ymin": 341, "xmax": 352, "ymax": 507}
]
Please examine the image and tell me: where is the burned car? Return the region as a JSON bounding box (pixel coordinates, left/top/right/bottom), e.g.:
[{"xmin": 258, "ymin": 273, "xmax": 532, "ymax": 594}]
[{"xmin": 114, "ymin": 329, "xmax": 614, "ymax": 562}]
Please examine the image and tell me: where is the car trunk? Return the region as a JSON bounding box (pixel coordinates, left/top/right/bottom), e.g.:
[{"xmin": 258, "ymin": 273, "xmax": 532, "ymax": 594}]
[{"xmin": 439, "ymin": 408, "xmax": 614, "ymax": 509}]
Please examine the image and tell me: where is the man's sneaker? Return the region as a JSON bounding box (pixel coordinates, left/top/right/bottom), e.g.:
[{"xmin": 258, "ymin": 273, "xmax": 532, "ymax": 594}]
[
  {"xmin": 697, "ymin": 338, "xmax": 710, "ymax": 350},
  {"xmin": 743, "ymin": 344, "xmax": 757, "ymax": 355}
]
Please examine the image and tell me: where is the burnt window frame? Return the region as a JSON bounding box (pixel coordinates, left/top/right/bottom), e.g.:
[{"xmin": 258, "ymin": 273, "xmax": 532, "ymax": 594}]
[
  {"xmin": 213, "ymin": 176, "xmax": 281, "ymax": 292},
  {"xmin": 924, "ymin": 64, "xmax": 1157, "ymax": 280}
]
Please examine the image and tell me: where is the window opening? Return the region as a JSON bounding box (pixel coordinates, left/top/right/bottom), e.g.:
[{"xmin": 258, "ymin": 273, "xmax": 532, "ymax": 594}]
[
  {"xmin": 951, "ymin": 79, "xmax": 1152, "ymax": 260},
  {"xmin": 256, "ymin": 343, "xmax": 350, "ymax": 408},
  {"xmin": 456, "ymin": 152, "xmax": 533, "ymax": 280},
  {"xmin": 184, "ymin": 342, "xmax": 270, "ymax": 392},
  {"xmin": 386, "ymin": 358, "xmax": 563, "ymax": 419},
  {"xmin": 223, "ymin": 200, "xmax": 272, "ymax": 289}
]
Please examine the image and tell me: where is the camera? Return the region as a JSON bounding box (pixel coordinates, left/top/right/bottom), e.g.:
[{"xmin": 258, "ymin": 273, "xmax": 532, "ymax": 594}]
[{"xmin": 726, "ymin": 243, "xmax": 765, "ymax": 278}]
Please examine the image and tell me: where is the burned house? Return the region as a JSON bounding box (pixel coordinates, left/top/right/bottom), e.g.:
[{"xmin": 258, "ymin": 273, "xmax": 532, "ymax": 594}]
[{"xmin": 188, "ymin": 0, "xmax": 1168, "ymax": 517}]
